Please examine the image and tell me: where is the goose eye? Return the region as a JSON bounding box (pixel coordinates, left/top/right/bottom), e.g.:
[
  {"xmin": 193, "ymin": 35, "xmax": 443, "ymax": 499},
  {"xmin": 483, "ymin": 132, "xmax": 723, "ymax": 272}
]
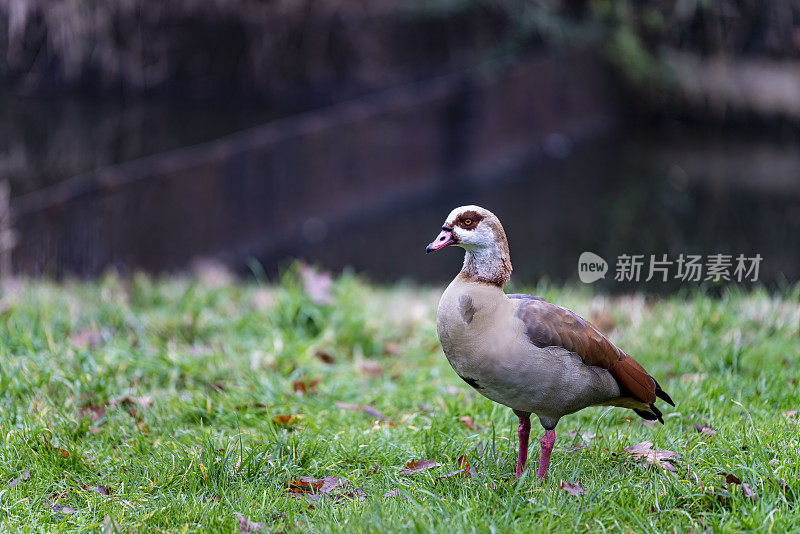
[{"xmin": 463, "ymin": 219, "xmax": 472, "ymax": 226}]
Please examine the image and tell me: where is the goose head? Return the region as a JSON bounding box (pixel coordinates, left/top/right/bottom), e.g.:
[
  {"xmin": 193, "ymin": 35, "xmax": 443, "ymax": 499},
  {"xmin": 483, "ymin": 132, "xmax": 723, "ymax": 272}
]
[{"xmin": 426, "ymin": 205, "xmax": 512, "ymax": 286}]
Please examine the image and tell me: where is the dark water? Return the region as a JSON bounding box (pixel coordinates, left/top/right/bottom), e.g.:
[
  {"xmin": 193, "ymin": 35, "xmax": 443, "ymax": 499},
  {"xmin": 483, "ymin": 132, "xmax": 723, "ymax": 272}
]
[
  {"xmin": 0, "ymin": 92, "xmax": 275, "ymax": 196},
  {"xmin": 280, "ymin": 127, "xmax": 800, "ymax": 291},
  {"xmin": 6, "ymin": 87, "xmax": 800, "ymax": 291}
]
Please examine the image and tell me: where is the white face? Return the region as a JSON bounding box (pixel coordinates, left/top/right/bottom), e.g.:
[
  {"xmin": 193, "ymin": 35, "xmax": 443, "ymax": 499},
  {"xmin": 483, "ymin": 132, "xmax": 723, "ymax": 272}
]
[{"xmin": 444, "ymin": 205, "xmax": 497, "ymax": 251}]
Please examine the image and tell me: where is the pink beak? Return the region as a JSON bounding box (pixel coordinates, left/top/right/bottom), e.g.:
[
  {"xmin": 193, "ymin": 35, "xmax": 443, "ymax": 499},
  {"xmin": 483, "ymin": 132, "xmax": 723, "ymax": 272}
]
[{"xmin": 426, "ymin": 227, "xmax": 456, "ymax": 253}]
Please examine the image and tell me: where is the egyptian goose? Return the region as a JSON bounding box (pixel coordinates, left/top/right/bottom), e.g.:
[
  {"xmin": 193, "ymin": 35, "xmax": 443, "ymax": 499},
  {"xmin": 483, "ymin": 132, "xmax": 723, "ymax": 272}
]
[{"xmin": 426, "ymin": 205, "xmax": 674, "ymax": 480}]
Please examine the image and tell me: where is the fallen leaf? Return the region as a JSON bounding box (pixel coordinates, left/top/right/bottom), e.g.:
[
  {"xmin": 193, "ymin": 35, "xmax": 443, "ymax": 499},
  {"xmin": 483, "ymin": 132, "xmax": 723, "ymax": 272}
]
[
  {"xmin": 359, "ymin": 362, "xmax": 383, "ymax": 377},
  {"xmin": 93, "ymin": 485, "xmax": 112, "ymax": 496},
  {"xmin": 439, "ymin": 454, "xmax": 476, "ymax": 479},
  {"xmin": 459, "ymin": 416, "xmax": 478, "ymax": 431},
  {"xmin": 383, "ymin": 342, "xmax": 403, "ymax": 356},
  {"xmin": 44, "ymin": 438, "xmax": 70, "ymax": 459},
  {"xmin": 236, "ymin": 513, "xmax": 266, "ymax": 533},
  {"xmin": 286, "ymin": 476, "xmax": 366, "ymax": 503},
  {"xmin": 724, "ymin": 473, "xmax": 742, "ymax": 485},
  {"xmin": 109, "ymin": 396, "xmax": 153, "ymax": 410},
  {"xmin": 559, "ymin": 480, "xmax": 587, "ymax": 496},
  {"xmin": 399, "ymin": 458, "xmax": 443, "ymax": 475},
  {"xmin": 313, "ymin": 348, "xmax": 336, "ymax": 364},
  {"xmin": 292, "ymin": 377, "xmax": 321, "ymax": 394},
  {"xmin": 722, "ymin": 473, "xmax": 756, "ymax": 498},
  {"xmin": 590, "ymin": 312, "xmax": 616, "ymax": 332},
  {"xmin": 287, "ymin": 477, "xmax": 324, "ymax": 492},
  {"xmin": 70, "ymin": 328, "xmax": 104, "ymax": 349},
  {"xmin": 79, "ymin": 405, "xmax": 106, "ymax": 422},
  {"xmin": 693, "ymin": 423, "xmax": 717, "ymax": 438},
  {"xmin": 271, "ymin": 414, "xmax": 301, "ymax": 427},
  {"xmin": 299, "ymin": 263, "xmax": 333, "ymax": 305},
  {"xmin": 8, "ymin": 470, "xmax": 30, "ymax": 489},
  {"xmin": 623, "ymin": 441, "xmax": 680, "ymax": 473},
  {"xmin": 783, "ymin": 409, "xmax": 797, "ymax": 418},
  {"xmin": 51, "ymin": 503, "xmax": 78, "ymax": 514}
]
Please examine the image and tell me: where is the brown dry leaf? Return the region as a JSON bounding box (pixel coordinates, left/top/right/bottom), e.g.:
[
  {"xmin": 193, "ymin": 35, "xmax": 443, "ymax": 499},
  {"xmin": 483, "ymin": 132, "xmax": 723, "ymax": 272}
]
[
  {"xmin": 359, "ymin": 362, "xmax": 383, "ymax": 377},
  {"xmin": 236, "ymin": 513, "xmax": 266, "ymax": 533},
  {"xmin": 70, "ymin": 328, "xmax": 104, "ymax": 349},
  {"xmin": 8, "ymin": 470, "xmax": 30, "ymax": 489},
  {"xmin": 459, "ymin": 416, "xmax": 478, "ymax": 431},
  {"xmin": 292, "ymin": 377, "xmax": 321, "ymax": 394},
  {"xmin": 590, "ymin": 312, "xmax": 616, "ymax": 332},
  {"xmin": 271, "ymin": 414, "xmax": 301, "ymax": 427},
  {"xmin": 299, "ymin": 263, "xmax": 333, "ymax": 305},
  {"xmin": 79, "ymin": 405, "xmax": 106, "ymax": 422},
  {"xmin": 51, "ymin": 502, "xmax": 78, "ymax": 514},
  {"xmin": 623, "ymin": 441, "xmax": 680, "ymax": 473},
  {"xmin": 44, "ymin": 438, "xmax": 69, "ymax": 459},
  {"xmin": 724, "ymin": 473, "xmax": 742, "ymax": 485},
  {"xmin": 783, "ymin": 409, "xmax": 797, "ymax": 418},
  {"xmin": 399, "ymin": 458, "xmax": 443, "ymax": 475},
  {"xmin": 722, "ymin": 473, "xmax": 756, "ymax": 498},
  {"xmin": 313, "ymin": 348, "xmax": 336, "ymax": 364},
  {"xmin": 383, "ymin": 342, "xmax": 403, "ymax": 356},
  {"xmin": 559, "ymin": 480, "xmax": 587, "ymax": 496},
  {"xmin": 93, "ymin": 485, "xmax": 112, "ymax": 496},
  {"xmin": 109, "ymin": 396, "xmax": 153, "ymax": 410},
  {"xmin": 693, "ymin": 423, "xmax": 717, "ymax": 438},
  {"xmin": 439, "ymin": 454, "xmax": 476, "ymax": 479},
  {"xmin": 286, "ymin": 476, "xmax": 366, "ymax": 503}
]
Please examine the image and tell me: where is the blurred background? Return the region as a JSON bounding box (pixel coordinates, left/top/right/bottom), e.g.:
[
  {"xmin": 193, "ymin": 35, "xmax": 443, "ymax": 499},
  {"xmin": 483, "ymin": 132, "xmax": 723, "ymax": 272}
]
[{"xmin": 2, "ymin": 0, "xmax": 800, "ymax": 291}]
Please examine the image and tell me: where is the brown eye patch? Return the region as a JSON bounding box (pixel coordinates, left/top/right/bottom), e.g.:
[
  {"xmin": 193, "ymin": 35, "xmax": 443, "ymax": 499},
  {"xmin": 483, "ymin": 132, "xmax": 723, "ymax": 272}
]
[{"xmin": 454, "ymin": 210, "xmax": 484, "ymax": 230}]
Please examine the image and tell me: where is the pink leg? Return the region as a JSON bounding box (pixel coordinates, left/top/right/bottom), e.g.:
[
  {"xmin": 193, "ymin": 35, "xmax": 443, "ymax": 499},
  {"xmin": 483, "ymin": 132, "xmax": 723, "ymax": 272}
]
[
  {"xmin": 536, "ymin": 429, "xmax": 556, "ymax": 481},
  {"xmin": 515, "ymin": 414, "xmax": 531, "ymax": 479}
]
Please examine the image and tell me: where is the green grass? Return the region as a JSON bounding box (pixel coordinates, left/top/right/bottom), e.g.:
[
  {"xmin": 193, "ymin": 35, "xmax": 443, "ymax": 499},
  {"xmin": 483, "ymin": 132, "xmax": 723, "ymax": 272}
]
[{"xmin": 1, "ymin": 265, "xmax": 799, "ymax": 532}]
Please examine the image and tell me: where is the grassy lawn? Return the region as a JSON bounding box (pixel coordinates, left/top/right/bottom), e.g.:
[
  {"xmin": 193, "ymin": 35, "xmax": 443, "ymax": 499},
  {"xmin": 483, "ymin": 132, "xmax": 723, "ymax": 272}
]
[{"xmin": 1, "ymin": 265, "xmax": 799, "ymax": 532}]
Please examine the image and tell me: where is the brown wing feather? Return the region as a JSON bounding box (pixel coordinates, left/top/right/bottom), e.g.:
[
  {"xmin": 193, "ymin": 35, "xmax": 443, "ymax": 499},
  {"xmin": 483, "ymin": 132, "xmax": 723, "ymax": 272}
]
[{"xmin": 509, "ymin": 294, "xmax": 656, "ymax": 404}]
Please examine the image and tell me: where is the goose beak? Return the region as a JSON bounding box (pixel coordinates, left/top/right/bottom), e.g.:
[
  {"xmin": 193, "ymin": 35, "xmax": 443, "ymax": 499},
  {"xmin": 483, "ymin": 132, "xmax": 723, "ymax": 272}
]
[{"xmin": 426, "ymin": 227, "xmax": 456, "ymax": 253}]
